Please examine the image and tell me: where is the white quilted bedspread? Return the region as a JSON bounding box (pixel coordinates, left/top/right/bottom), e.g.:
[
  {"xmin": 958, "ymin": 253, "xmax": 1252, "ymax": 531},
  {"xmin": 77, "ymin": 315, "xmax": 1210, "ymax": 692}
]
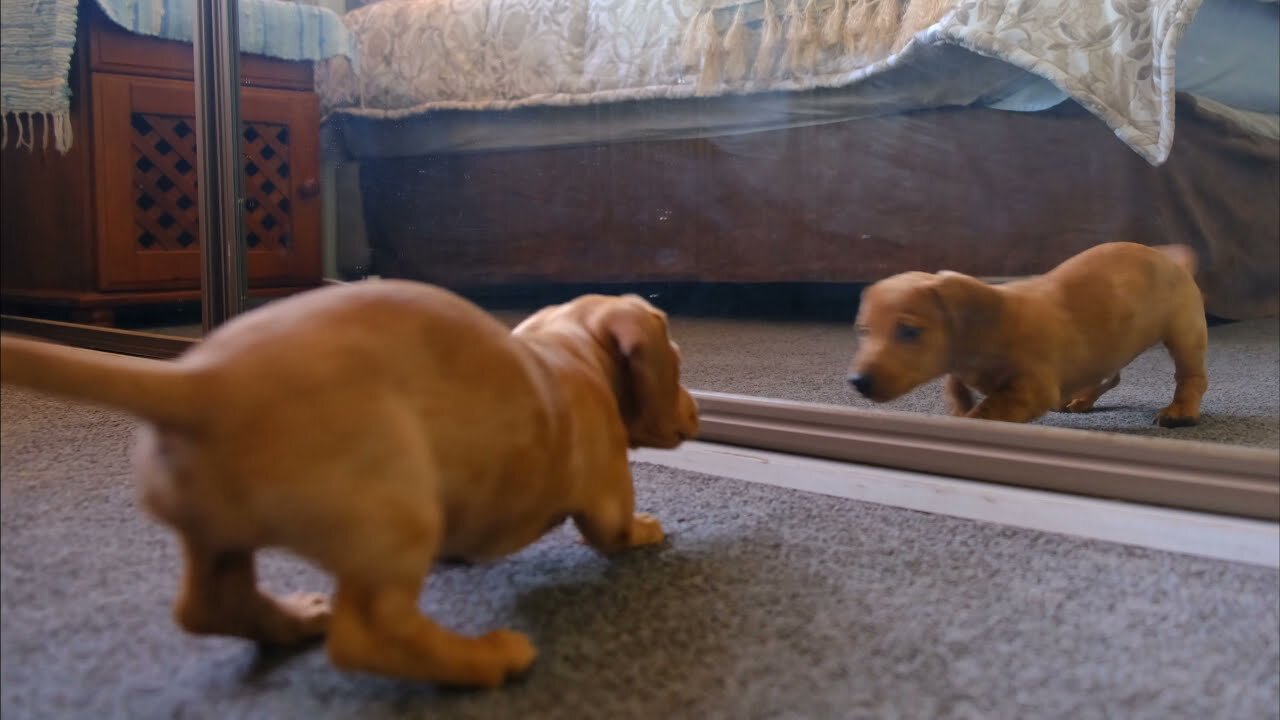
[{"xmin": 318, "ymin": 0, "xmax": 1210, "ymax": 164}]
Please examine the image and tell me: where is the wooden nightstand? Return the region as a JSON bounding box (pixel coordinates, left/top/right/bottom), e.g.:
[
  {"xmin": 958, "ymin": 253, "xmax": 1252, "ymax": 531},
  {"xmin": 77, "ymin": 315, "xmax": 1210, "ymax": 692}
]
[{"xmin": 1, "ymin": 3, "xmax": 323, "ymax": 325}]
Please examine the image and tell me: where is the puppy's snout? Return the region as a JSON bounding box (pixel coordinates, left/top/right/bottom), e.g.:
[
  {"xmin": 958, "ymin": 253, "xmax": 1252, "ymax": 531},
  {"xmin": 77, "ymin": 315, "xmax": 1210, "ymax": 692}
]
[{"xmin": 847, "ymin": 372, "xmax": 874, "ymax": 398}]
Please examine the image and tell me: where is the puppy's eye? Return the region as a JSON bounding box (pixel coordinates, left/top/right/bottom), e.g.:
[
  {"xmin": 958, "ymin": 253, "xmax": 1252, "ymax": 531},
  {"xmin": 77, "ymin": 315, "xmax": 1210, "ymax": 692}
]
[
  {"xmin": 895, "ymin": 323, "xmax": 922, "ymax": 342},
  {"xmin": 855, "ymin": 325, "xmax": 870, "ymax": 338}
]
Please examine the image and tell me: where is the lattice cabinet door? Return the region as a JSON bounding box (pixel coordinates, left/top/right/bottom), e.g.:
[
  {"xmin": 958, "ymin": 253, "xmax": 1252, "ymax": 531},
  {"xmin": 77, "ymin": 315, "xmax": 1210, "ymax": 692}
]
[{"xmin": 92, "ymin": 74, "xmax": 322, "ymax": 290}]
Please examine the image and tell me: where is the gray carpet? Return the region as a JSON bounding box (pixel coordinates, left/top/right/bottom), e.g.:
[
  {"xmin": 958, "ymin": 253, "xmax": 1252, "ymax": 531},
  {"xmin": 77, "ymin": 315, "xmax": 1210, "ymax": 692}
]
[{"xmin": 2, "ymin": 386, "xmax": 1278, "ymax": 720}]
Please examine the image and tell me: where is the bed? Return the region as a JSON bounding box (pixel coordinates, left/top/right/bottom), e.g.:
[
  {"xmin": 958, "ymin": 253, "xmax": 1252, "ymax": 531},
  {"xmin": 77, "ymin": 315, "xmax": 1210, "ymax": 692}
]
[{"xmin": 316, "ymin": 0, "xmax": 1280, "ymax": 320}]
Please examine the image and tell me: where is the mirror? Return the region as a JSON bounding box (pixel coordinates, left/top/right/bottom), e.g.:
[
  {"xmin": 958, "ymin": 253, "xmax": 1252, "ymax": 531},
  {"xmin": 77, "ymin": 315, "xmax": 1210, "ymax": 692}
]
[
  {"xmin": 5, "ymin": 0, "xmax": 1276, "ymax": 456},
  {"xmin": 312, "ymin": 0, "xmax": 1278, "ymax": 451}
]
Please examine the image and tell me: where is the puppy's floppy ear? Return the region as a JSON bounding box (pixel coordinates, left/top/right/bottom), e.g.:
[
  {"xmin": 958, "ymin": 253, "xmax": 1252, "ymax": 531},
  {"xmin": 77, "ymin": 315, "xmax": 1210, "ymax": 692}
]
[
  {"xmin": 592, "ymin": 298, "xmax": 674, "ymax": 426},
  {"xmin": 602, "ymin": 305, "xmax": 650, "ymax": 363},
  {"xmin": 928, "ymin": 270, "xmax": 1001, "ymax": 340}
]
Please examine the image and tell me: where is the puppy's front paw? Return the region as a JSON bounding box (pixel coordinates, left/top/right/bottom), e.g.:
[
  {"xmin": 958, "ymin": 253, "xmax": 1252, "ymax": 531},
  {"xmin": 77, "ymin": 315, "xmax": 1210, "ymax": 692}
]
[
  {"xmin": 481, "ymin": 629, "xmax": 538, "ymax": 683},
  {"xmin": 1063, "ymin": 397, "xmax": 1096, "ymax": 413},
  {"xmin": 1155, "ymin": 406, "xmax": 1200, "ymax": 428},
  {"xmin": 629, "ymin": 513, "xmax": 665, "ymax": 547}
]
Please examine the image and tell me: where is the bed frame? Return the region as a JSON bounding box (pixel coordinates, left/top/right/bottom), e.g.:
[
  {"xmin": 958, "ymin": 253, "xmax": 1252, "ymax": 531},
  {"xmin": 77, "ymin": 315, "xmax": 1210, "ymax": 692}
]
[{"xmin": 355, "ymin": 97, "xmax": 1278, "ymax": 321}]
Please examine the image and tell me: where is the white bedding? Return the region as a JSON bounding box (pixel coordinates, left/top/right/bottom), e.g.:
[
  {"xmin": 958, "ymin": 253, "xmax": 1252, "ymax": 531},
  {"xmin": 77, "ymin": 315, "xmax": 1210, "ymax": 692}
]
[
  {"xmin": 327, "ymin": 43, "xmax": 1064, "ymax": 159},
  {"xmin": 319, "ymin": 0, "xmax": 1279, "ymax": 164}
]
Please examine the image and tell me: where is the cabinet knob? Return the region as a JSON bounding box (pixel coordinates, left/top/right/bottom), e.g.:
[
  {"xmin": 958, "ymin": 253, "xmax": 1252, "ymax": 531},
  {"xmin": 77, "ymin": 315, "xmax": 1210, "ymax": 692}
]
[{"xmin": 298, "ymin": 178, "xmax": 321, "ymax": 199}]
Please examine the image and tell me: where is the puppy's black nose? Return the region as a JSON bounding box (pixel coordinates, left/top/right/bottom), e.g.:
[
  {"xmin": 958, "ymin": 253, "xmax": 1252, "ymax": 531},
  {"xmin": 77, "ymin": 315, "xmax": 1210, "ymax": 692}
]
[{"xmin": 847, "ymin": 373, "xmax": 874, "ymax": 397}]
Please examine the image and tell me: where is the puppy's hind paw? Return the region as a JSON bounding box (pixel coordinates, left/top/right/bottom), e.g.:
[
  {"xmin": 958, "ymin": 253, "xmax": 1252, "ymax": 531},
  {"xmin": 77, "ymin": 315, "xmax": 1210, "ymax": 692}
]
[
  {"xmin": 629, "ymin": 513, "xmax": 666, "ymax": 547},
  {"xmin": 1155, "ymin": 408, "xmax": 1200, "ymax": 428},
  {"xmin": 481, "ymin": 629, "xmax": 538, "ymax": 682},
  {"xmin": 269, "ymin": 592, "xmax": 332, "ymax": 643}
]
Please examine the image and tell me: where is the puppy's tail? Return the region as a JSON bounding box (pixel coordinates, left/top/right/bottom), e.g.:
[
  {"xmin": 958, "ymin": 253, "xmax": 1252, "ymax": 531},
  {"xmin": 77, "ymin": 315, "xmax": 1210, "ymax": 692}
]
[
  {"xmin": 1, "ymin": 334, "xmax": 204, "ymax": 429},
  {"xmin": 1153, "ymin": 244, "xmax": 1199, "ymax": 279}
]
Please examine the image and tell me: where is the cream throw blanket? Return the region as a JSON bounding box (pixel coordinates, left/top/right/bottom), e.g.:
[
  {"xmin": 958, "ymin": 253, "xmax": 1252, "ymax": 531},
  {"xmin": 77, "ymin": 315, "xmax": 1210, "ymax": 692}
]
[{"xmin": 320, "ymin": 0, "xmax": 1207, "ymax": 164}]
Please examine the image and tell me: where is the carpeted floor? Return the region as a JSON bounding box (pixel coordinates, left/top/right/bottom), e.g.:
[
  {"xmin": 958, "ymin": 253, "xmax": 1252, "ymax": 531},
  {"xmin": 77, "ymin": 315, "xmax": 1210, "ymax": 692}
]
[{"xmin": 2, "ymin": 386, "xmax": 1278, "ymax": 720}]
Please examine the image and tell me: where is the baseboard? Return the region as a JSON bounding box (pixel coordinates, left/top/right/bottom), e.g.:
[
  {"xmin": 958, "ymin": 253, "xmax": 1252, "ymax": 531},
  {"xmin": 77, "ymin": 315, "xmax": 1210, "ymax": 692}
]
[{"xmin": 632, "ymin": 441, "xmax": 1280, "ymax": 569}]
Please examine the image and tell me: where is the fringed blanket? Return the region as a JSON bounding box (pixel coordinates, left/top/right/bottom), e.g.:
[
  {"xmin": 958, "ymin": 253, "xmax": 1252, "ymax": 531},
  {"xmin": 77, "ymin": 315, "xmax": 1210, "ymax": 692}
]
[
  {"xmin": 319, "ymin": 0, "xmax": 1208, "ymax": 165},
  {"xmin": 0, "ymin": 0, "xmax": 79, "ymax": 152},
  {"xmin": 0, "ymin": 0, "xmax": 354, "ymax": 153}
]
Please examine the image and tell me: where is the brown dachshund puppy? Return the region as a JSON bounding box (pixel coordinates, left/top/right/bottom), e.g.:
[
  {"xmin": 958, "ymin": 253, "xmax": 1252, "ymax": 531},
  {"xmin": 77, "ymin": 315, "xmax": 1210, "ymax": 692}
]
[
  {"xmin": 846, "ymin": 242, "xmax": 1207, "ymax": 427},
  {"xmin": 0, "ymin": 280, "xmax": 698, "ymax": 688}
]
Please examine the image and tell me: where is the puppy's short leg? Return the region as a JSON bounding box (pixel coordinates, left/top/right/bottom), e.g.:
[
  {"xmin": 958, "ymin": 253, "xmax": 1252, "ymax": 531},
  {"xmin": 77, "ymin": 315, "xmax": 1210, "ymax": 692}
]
[
  {"xmin": 323, "ymin": 482, "xmax": 535, "ymax": 688},
  {"xmin": 1061, "ymin": 373, "xmax": 1121, "ymax": 413},
  {"xmin": 174, "ymin": 540, "xmax": 330, "ymax": 646},
  {"xmin": 946, "ymin": 376, "xmax": 975, "ymax": 416},
  {"xmin": 326, "ymin": 579, "xmax": 536, "ymax": 688},
  {"xmin": 967, "ymin": 376, "xmax": 1057, "ymax": 424},
  {"xmin": 574, "ymin": 461, "xmax": 664, "ymax": 554},
  {"xmin": 1156, "ymin": 316, "xmax": 1208, "ymax": 428}
]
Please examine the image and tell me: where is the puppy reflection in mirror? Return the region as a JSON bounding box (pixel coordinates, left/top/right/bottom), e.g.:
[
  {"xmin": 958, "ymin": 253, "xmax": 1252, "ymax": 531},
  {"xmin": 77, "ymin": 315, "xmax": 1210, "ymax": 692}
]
[{"xmin": 846, "ymin": 242, "xmax": 1208, "ymax": 428}]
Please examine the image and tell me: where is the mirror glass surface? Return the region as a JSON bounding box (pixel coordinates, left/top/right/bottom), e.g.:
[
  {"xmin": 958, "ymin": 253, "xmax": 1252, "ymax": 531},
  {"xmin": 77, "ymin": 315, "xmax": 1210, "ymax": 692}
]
[{"xmin": 4, "ymin": 0, "xmax": 1276, "ymax": 455}]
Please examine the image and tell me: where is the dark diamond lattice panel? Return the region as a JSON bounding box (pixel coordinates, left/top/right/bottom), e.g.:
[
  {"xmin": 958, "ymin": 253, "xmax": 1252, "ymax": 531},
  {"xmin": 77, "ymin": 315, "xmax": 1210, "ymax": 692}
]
[
  {"xmin": 130, "ymin": 114, "xmax": 294, "ymax": 253},
  {"xmin": 131, "ymin": 113, "xmax": 199, "ymax": 251},
  {"xmin": 241, "ymin": 122, "xmax": 293, "ymax": 251}
]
